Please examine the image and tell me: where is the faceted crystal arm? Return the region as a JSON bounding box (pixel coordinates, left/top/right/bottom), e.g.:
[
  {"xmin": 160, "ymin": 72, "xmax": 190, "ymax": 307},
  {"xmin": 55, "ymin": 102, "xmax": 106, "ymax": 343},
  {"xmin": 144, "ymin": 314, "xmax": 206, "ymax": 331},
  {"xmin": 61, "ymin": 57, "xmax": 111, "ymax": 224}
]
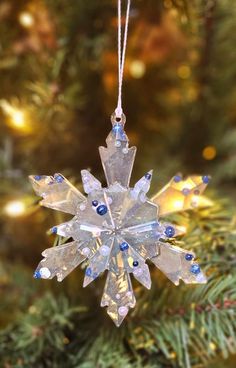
[
  {"xmin": 29, "ymin": 173, "xmax": 86, "ymax": 215},
  {"xmin": 107, "ymin": 235, "xmax": 151, "ymax": 289},
  {"xmin": 152, "ymin": 175, "xmax": 211, "ymax": 217},
  {"xmin": 151, "ymin": 242, "xmax": 207, "ymax": 285},
  {"xmin": 33, "ymin": 241, "xmax": 86, "ymax": 282},
  {"xmin": 50, "ymin": 218, "xmax": 78, "ymax": 238},
  {"xmin": 121, "ymin": 238, "xmax": 151, "ymax": 289},
  {"xmin": 81, "ymin": 170, "xmax": 102, "ymax": 194},
  {"xmin": 99, "ymin": 127, "xmax": 136, "ymax": 187},
  {"xmin": 51, "ymin": 217, "xmax": 108, "ymax": 243},
  {"xmin": 122, "ymin": 199, "xmax": 158, "ymax": 229},
  {"xmin": 83, "ymin": 237, "xmax": 113, "ymax": 287},
  {"xmin": 101, "ymin": 270, "xmax": 136, "ymax": 327},
  {"xmin": 132, "ymin": 262, "xmax": 151, "ymax": 289},
  {"xmin": 122, "ymin": 221, "xmax": 160, "ymax": 259},
  {"xmin": 130, "ymin": 170, "xmax": 153, "ymax": 202}
]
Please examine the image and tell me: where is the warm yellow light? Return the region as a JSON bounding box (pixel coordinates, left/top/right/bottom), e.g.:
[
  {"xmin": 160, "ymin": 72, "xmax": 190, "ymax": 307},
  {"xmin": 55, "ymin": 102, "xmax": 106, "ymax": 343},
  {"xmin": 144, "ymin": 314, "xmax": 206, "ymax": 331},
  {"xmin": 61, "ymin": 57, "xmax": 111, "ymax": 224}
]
[
  {"xmin": 0, "ymin": 101, "xmax": 27, "ymax": 130},
  {"xmin": 4, "ymin": 200, "xmax": 26, "ymax": 217},
  {"xmin": 169, "ymin": 351, "xmax": 177, "ymax": 359},
  {"xmin": 129, "ymin": 60, "xmax": 146, "ymax": 79},
  {"xmin": 198, "ymin": 196, "xmax": 214, "ymax": 208},
  {"xmin": 202, "ymin": 146, "xmax": 216, "ymax": 160},
  {"xmin": 189, "ymin": 320, "xmax": 195, "ymax": 330},
  {"xmin": 187, "ymin": 86, "xmax": 198, "ymax": 101},
  {"xmin": 191, "ymin": 195, "xmax": 200, "ymax": 208},
  {"xmin": 169, "ymin": 8, "xmax": 178, "ymax": 18},
  {"xmin": 19, "ymin": 12, "xmax": 34, "ymax": 28},
  {"xmin": 177, "ymin": 225, "xmax": 187, "ymax": 235},
  {"xmin": 209, "ymin": 342, "xmax": 217, "ymax": 351},
  {"xmin": 177, "ymin": 65, "xmax": 191, "ymax": 79},
  {"xmin": 173, "ymin": 200, "xmax": 184, "ymax": 211},
  {"xmin": 11, "ymin": 110, "xmax": 25, "ymax": 128},
  {"xmin": 179, "ymin": 183, "xmax": 192, "ymax": 190}
]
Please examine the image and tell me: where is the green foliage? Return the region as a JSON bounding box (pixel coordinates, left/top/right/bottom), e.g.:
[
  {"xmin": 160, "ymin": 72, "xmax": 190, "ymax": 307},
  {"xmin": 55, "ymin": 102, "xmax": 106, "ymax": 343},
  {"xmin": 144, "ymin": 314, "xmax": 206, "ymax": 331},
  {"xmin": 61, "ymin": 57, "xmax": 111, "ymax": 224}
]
[{"xmin": 1, "ymin": 198, "xmax": 236, "ymax": 368}]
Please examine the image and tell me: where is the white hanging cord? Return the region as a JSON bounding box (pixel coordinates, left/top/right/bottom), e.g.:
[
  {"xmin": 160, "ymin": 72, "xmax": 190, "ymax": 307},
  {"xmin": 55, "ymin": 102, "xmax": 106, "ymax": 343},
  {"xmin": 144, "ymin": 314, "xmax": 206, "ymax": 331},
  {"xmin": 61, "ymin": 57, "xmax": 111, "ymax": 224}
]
[{"xmin": 115, "ymin": 0, "xmax": 131, "ymax": 119}]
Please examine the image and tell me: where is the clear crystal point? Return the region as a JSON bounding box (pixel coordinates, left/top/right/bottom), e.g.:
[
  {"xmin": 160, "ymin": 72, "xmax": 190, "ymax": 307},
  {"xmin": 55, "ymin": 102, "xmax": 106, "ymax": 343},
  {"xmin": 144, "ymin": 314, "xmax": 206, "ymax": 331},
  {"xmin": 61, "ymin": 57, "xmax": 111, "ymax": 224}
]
[
  {"xmin": 29, "ymin": 174, "xmax": 85, "ymax": 215},
  {"xmin": 99, "ymin": 124, "xmax": 136, "ymax": 187},
  {"xmin": 152, "ymin": 174, "xmax": 211, "ymax": 216},
  {"xmin": 83, "ymin": 237, "xmax": 113, "ymax": 287},
  {"xmin": 81, "ymin": 170, "xmax": 102, "ymax": 194},
  {"xmin": 101, "ymin": 271, "xmax": 136, "ymax": 327},
  {"xmin": 151, "ymin": 242, "xmax": 207, "ymax": 285},
  {"xmin": 130, "ymin": 170, "xmax": 153, "ymax": 201},
  {"xmin": 37, "ymin": 241, "xmax": 86, "ymax": 282}
]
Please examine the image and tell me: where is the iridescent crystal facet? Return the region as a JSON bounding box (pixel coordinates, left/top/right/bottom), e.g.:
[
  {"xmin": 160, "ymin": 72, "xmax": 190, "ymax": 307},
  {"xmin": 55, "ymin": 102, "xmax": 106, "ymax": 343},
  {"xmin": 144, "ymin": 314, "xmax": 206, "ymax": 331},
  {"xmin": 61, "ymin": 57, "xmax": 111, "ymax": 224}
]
[{"xmin": 30, "ymin": 115, "xmax": 209, "ymax": 326}]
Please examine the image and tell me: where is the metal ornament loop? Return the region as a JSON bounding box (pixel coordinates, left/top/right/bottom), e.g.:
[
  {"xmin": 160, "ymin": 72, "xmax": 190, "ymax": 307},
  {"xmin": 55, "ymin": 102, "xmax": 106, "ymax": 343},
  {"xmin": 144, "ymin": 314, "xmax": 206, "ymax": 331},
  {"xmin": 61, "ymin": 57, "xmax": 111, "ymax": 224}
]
[{"xmin": 111, "ymin": 111, "xmax": 126, "ymax": 127}]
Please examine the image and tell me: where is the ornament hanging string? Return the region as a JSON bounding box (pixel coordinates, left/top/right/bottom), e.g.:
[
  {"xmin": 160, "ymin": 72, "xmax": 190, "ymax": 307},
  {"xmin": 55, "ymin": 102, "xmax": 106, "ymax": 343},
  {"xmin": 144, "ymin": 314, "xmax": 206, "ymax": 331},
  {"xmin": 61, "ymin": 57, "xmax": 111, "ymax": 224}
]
[{"xmin": 115, "ymin": 0, "xmax": 131, "ymax": 119}]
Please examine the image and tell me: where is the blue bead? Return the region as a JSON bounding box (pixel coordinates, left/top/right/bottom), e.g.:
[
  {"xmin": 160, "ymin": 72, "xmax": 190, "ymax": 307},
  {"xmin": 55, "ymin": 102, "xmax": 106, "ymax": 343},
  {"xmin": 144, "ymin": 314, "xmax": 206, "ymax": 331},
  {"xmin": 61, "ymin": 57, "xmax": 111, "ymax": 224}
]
[
  {"xmin": 133, "ymin": 261, "xmax": 139, "ymax": 267},
  {"xmin": 34, "ymin": 175, "xmax": 42, "ymax": 181},
  {"xmin": 190, "ymin": 264, "xmax": 201, "ymax": 274},
  {"xmin": 174, "ymin": 175, "xmax": 182, "ymax": 183},
  {"xmin": 182, "ymin": 188, "xmax": 190, "ymax": 196},
  {"xmin": 120, "ymin": 242, "xmax": 129, "ymax": 251},
  {"xmin": 51, "ymin": 226, "xmax": 57, "ymax": 234},
  {"xmin": 145, "ymin": 173, "xmax": 152, "ymax": 180},
  {"xmin": 96, "ymin": 205, "xmax": 108, "ymax": 216},
  {"xmin": 112, "ymin": 123, "xmax": 123, "ymax": 134},
  {"xmin": 185, "ymin": 253, "xmax": 194, "ymax": 261},
  {"xmin": 33, "ymin": 270, "xmax": 41, "ymax": 279},
  {"xmin": 92, "ymin": 200, "xmax": 99, "ymax": 207},
  {"xmin": 202, "ymin": 175, "xmax": 210, "ymax": 184},
  {"xmin": 85, "ymin": 268, "xmax": 92, "ymax": 277},
  {"xmin": 165, "ymin": 226, "xmax": 175, "ymax": 238},
  {"xmin": 55, "ymin": 175, "xmax": 64, "ymax": 183}
]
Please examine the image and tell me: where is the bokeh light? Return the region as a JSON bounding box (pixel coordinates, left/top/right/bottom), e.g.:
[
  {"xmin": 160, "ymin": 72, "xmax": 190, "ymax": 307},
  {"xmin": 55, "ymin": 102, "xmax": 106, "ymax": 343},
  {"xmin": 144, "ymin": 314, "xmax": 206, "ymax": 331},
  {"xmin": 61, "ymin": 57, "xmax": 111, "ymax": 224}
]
[
  {"xmin": 202, "ymin": 146, "xmax": 217, "ymax": 160},
  {"xmin": 177, "ymin": 65, "xmax": 191, "ymax": 79},
  {"xmin": 0, "ymin": 100, "xmax": 29, "ymax": 132},
  {"xmin": 4, "ymin": 200, "xmax": 26, "ymax": 217},
  {"xmin": 129, "ymin": 60, "xmax": 146, "ymax": 79},
  {"xmin": 18, "ymin": 12, "xmax": 34, "ymax": 28}
]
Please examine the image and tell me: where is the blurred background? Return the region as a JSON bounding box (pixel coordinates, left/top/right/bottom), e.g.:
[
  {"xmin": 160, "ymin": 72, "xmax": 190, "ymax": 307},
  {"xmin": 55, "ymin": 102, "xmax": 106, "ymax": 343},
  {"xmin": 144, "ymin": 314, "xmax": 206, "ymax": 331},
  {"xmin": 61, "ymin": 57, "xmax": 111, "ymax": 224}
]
[{"xmin": 0, "ymin": 0, "xmax": 236, "ymax": 367}]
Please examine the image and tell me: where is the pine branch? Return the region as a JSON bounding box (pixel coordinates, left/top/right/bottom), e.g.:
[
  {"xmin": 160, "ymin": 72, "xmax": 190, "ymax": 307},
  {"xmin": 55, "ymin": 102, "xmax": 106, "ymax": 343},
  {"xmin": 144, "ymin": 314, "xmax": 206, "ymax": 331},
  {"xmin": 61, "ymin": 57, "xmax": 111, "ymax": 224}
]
[{"xmin": 1, "ymin": 195, "xmax": 236, "ymax": 368}]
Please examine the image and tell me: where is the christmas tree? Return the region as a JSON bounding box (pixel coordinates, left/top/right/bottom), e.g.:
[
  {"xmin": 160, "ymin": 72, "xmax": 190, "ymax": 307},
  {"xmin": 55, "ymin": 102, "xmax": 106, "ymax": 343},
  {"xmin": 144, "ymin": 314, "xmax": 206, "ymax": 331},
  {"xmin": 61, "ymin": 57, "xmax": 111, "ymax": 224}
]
[{"xmin": 0, "ymin": 0, "xmax": 236, "ymax": 367}]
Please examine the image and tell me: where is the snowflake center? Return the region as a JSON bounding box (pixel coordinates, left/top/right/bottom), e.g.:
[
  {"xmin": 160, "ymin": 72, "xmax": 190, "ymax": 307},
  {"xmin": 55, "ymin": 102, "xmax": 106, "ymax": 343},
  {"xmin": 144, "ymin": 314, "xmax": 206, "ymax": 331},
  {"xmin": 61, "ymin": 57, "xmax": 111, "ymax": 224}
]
[{"xmin": 112, "ymin": 227, "xmax": 122, "ymax": 235}]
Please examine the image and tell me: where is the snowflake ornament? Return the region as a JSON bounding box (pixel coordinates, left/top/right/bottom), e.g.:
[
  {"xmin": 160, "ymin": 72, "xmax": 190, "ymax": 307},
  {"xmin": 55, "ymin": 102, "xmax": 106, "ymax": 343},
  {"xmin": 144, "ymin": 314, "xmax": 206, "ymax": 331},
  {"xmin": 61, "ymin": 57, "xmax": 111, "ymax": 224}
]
[{"xmin": 30, "ymin": 114, "xmax": 210, "ymax": 326}]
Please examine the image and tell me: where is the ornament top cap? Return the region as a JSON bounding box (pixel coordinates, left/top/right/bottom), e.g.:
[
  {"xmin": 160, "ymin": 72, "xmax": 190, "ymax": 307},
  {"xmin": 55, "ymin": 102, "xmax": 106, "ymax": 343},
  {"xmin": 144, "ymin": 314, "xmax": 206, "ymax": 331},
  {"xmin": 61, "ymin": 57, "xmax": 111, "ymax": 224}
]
[{"xmin": 111, "ymin": 111, "xmax": 126, "ymax": 127}]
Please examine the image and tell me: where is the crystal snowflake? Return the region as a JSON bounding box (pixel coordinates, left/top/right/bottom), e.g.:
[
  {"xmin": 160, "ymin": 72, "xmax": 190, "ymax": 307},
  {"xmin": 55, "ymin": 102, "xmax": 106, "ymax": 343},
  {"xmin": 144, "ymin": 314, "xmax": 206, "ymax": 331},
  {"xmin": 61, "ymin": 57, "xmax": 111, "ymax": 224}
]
[{"xmin": 30, "ymin": 115, "xmax": 210, "ymax": 326}]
